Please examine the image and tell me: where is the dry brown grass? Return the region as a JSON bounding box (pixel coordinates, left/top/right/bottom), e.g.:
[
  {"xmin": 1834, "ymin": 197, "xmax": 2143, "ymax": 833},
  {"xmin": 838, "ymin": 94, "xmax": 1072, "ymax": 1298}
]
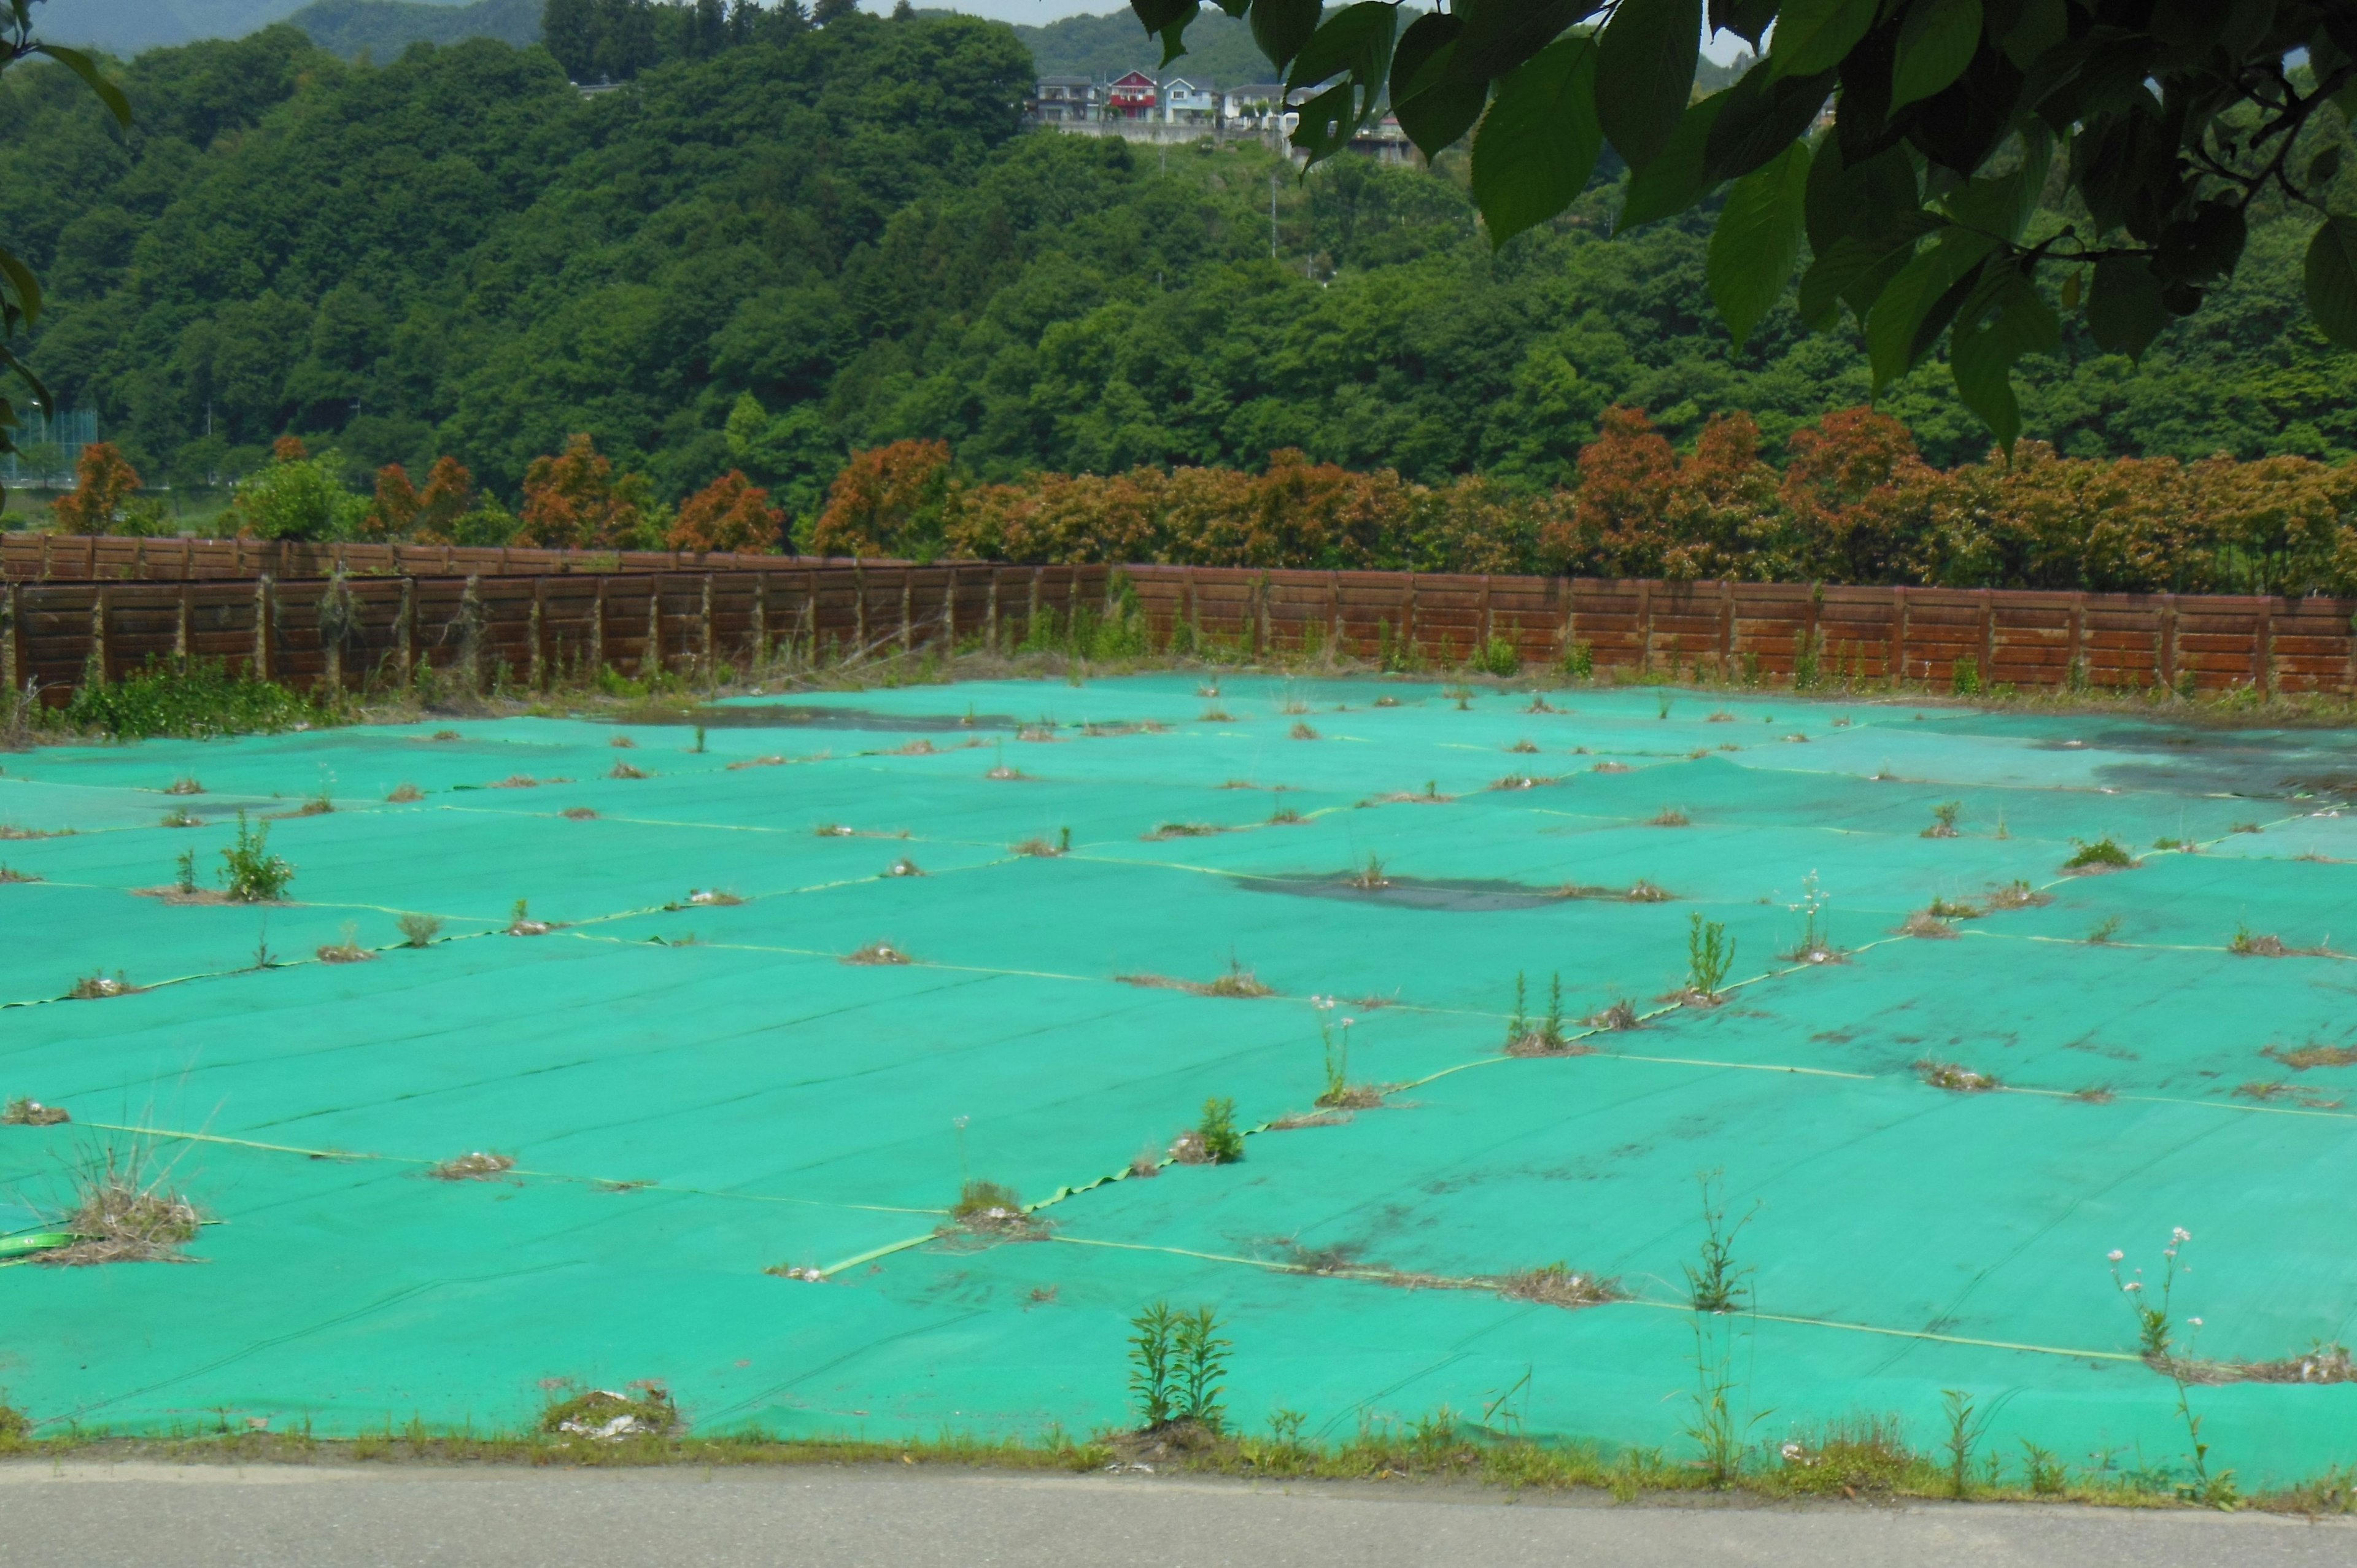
[
  {"xmin": 2264, "ymin": 1042, "xmax": 2357, "ymax": 1070},
  {"xmin": 1117, "ymin": 961, "xmax": 1275, "ymax": 999},
  {"xmin": 1289, "ymin": 722, "xmax": 1321, "ymax": 740},
  {"xmin": 316, "ymin": 922, "xmax": 374, "ymax": 964},
  {"xmin": 843, "ymin": 941, "xmax": 912, "ymax": 966},
  {"xmin": 1916, "ymin": 1060, "xmax": 2000, "ymax": 1092},
  {"xmin": 1496, "ymin": 1263, "xmax": 1622, "ymax": 1308},
  {"xmin": 610, "ymin": 735, "xmax": 638, "ymax": 749},
  {"xmin": 1625, "ymin": 880, "xmax": 1672, "ymax": 902},
  {"xmin": 1900, "ymin": 911, "xmax": 1960, "ymax": 940},
  {"xmin": 490, "ymin": 775, "xmax": 540, "ymax": 790},
  {"xmin": 609, "ymin": 762, "xmax": 650, "ymax": 780},
  {"xmin": 1144, "ymin": 822, "xmax": 1222, "ymax": 840},
  {"xmin": 1648, "ymin": 807, "xmax": 1690, "ymax": 827},
  {"xmin": 1983, "ymin": 881, "xmax": 2053, "ymax": 910},
  {"xmin": 562, "ymin": 806, "xmax": 598, "ymax": 821},
  {"xmin": 39, "ymin": 1138, "xmax": 201, "ymax": 1266},
  {"xmin": 1591, "ymin": 760, "xmax": 1630, "ymax": 773},
  {"xmin": 66, "ymin": 971, "xmax": 139, "ymax": 999},
  {"xmin": 2, "ymin": 1097, "xmax": 68, "ymax": 1126},
  {"xmin": 163, "ymin": 776, "xmax": 204, "ymax": 795},
  {"xmin": 1586, "ymin": 1000, "xmax": 1640, "ymax": 1031},
  {"xmin": 387, "ymin": 782, "xmax": 425, "ymax": 803}
]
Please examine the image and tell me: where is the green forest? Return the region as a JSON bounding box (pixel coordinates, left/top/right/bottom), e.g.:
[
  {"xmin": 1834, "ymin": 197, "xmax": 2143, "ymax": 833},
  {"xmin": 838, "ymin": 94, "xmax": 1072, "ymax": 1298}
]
[{"xmin": 2, "ymin": 9, "xmax": 2353, "ymax": 538}]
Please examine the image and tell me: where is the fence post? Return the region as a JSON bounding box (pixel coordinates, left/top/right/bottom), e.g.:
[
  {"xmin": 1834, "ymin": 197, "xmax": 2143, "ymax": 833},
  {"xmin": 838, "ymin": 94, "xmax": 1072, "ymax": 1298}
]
[
  {"xmin": 254, "ymin": 575, "xmax": 275, "ymax": 682},
  {"xmin": 986, "ymin": 569, "xmax": 1002, "ymax": 654},
  {"xmin": 1889, "ymin": 586, "xmax": 1907, "ymax": 686},
  {"xmin": 1025, "ymin": 570, "xmax": 1040, "ymax": 648},
  {"xmin": 646, "ymin": 576, "xmax": 662, "ymax": 680},
  {"xmin": 2067, "ymin": 592, "xmax": 2084, "ymax": 690},
  {"xmin": 87, "ymin": 587, "xmax": 109, "ymax": 688},
  {"xmin": 702, "ymin": 573, "xmax": 716, "ymax": 676},
  {"xmin": 2157, "ymin": 595, "xmax": 2177, "ymax": 693},
  {"xmin": 459, "ymin": 574, "xmax": 482, "ymax": 693},
  {"xmin": 530, "ymin": 577, "xmax": 548, "ymax": 691},
  {"xmin": 0, "ymin": 582, "xmax": 15, "ymax": 697},
  {"xmin": 398, "ymin": 577, "xmax": 416, "ymax": 688},
  {"xmin": 176, "ymin": 582, "xmax": 193, "ymax": 673},
  {"xmin": 2255, "ymin": 597, "xmax": 2274, "ymax": 697},
  {"xmin": 592, "ymin": 575, "xmax": 608, "ymax": 675},
  {"xmin": 899, "ymin": 570, "xmax": 913, "ymax": 653}
]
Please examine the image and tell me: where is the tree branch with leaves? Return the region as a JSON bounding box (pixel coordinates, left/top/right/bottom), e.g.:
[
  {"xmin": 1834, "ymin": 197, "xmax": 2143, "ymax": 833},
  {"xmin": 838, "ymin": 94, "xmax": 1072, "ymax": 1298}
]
[{"xmin": 1134, "ymin": 0, "xmax": 2357, "ymax": 447}]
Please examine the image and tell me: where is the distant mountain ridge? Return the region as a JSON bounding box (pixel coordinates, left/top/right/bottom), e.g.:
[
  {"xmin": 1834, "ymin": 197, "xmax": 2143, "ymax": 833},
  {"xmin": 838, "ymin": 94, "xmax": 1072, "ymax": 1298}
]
[
  {"xmin": 289, "ymin": 0, "xmax": 538, "ymax": 57},
  {"xmin": 1013, "ymin": 9, "xmax": 1276, "ymax": 86}
]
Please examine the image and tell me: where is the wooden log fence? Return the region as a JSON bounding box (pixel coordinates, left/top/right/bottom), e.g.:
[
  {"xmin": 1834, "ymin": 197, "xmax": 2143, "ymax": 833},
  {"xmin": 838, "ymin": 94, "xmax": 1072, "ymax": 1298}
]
[{"xmin": 1, "ymin": 552, "xmax": 2352, "ymax": 705}]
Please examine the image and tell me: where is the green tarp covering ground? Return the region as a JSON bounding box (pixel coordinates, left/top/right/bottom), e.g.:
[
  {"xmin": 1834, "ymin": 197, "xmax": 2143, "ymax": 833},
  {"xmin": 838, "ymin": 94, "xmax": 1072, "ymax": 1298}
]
[{"xmin": 5, "ymin": 674, "xmax": 2357, "ymax": 1483}]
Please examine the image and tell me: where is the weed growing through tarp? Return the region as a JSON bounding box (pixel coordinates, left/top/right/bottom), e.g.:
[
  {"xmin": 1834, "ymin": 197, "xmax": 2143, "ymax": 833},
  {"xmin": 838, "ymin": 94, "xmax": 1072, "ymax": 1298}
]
[
  {"xmin": 2086, "ymin": 916, "xmax": 2125, "ymax": 944},
  {"xmin": 1682, "ymin": 914, "xmax": 1735, "ymax": 1004},
  {"xmin": 1503, "ymin": 973, "xmax": 1579, "ymax": 1056},
  {"xmin": 1686, "ymin": 1172, "xmax": 1755, "ymax": 1316},
  {"xmin": 609, "ymin": 761, "xmax": 650, "ymax": 780},
  {"xmin": 1347, "ymin": 852, "xmax": 1388, "ymax": 890},
  {"xmin": 66, "ymin": 971, "xmax": 136, "ymax": 1000},
  {"xmin": 1924, "ymin": 801, "xmax": 1963, "ymax": 838},
  {"xmin": 2264, "ymin": 1042, "xmax": 2357, "ymax": 1070},
  {"xmin": 1901, "ymin": 910, "xmax": 1960, "ymax": 939},
  {"xmin": 540, "ymin": 1383, "xmax": 678, "ymax": 1442},
  {"xmin": 161, "ymin": 806, "xmax": 199, "ymax": 828},
  {"xmin": 1498, "ymin": 1264, "xmax": 1620, "ymax": 1308},
  {"xmin": 317, "ymin": 922, "xmax": 374, "ymax": 964},
  {"xmin": 2065, "ymin": 836, "xmax": 2136, "ymax": 873},
  {"xmin": 1918, "ymin": 1060, "xmax": 2001, "ymax": 1092},
  {"xmin": 220, "ymin": 811, "xmax": 293, "ymax": 903},
  {"xmin": 507, "ymin": 900, "xmax": 553, "ymax": 936},
  {"xmin": 62, "ymin": 660, "xmax": 328, "ymax": 740},
  {"xmin": 947, "ymin": 1180, "xmax": 1039, "ymax": 1238},
  {"xmin": 843, "ymin": 941, "xmax": 911, "ymax": 965},
  {"xmin": 1784, "ymin": 871, "xmax": 1841, "ymax": 964},
  {"xmin": 1175, "ymin": 1098, "xmax": 1243, "ymax": 1165},
  {"xmin": 2, "ymin": 1097, "xmax": 69, "ymax": 1126},
  {"xmin": 39, "ymin": 1134, "xmax": 203, "ymax": 1266},
  {"xmin": 1649, "ymin": 807, "xmax": 1690, "ymax": 827},
  {"xmin": 173, "ymin": 849, "xmax": 198, "ymax": 895},
  {"xmin": 1682, "ymin": 1172, "xmax": 1762, "ymax": 1486},
  {"xmin": 397, "ymin": 913, "xmax": 444, "ymax": 948},
  {"xmin": 1129, "ymin": 1303, "xmax": 1229, "ymax": 1433},
  {"xmin": 2109, "ymin": 1229, "xmax": 2237, "ymax": 1506},
  {"xmin": 387, "ymin": 782, "xmax": 425, "ymax": 802}
]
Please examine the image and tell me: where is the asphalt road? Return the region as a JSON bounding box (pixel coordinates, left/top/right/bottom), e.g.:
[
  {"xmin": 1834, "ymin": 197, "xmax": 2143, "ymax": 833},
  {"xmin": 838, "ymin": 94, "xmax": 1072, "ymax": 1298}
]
[{"xmin": 3, "ymin": 1462, "xmax": 2351, "ymax": 1567}]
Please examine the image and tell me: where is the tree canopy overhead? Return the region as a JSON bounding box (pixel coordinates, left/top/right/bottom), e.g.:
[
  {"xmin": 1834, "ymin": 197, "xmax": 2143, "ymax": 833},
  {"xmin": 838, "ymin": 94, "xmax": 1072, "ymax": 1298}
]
[{"xmin": 1140, "ymin": 0, "xmax": 2357, "ymax": 446}]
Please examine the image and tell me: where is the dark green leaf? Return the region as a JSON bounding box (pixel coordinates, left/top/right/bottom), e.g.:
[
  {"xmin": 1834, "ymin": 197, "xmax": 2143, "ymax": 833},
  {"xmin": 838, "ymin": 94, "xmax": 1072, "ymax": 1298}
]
[
  {"xmin": 1948, "ymin": 314, "xmax": 2020, "ymax": 448},
  {"xmin": 1865, "ymin": 231, "xmax": 1994, "ymax": 390},
  {"xmin": 1452, "ymin": 0, "xmax": 1590, "ymax": 82},
  {"xmin": 1704, "ymin": 60, "xmax": 1836, "ymax": 182},
  {"xmin": 34, "ymin": 44, "xmax": 131, "ymax": 129},
  {"xmin": 1158, "ymin": 1, "xmax": 1201, "ymax": 66},
  {"xmin": 1804, "ymin": 136, "xmax": 1919, "ymax": 252},
  {"xmin": 1596, "ymin": 0, "xmax": 1700, "ymax": 171},
  {"xmin": 1892, "ymin": 0, "xmax": 1981, "ymax": 110},
  {"xmin": 2311, "ymin": 145, "xmax": 2344, "ymax": 191},
  {"xmin": 0, "ymin": 244, "xmax": 41, "ymax": 328},
  {"xmin": 1768, "ymin": 0, "xmax": 1876, "ymax": 78},
  {"xmin": 1798, "ymin": 233, "xmax": 1906, "ymax": 331},
  {"xmin": 1391, "ymin": 14, "xmax": 1488, "ymax": 159},
  {"xmin": 1990, "ymin": 0, "xmax": 2065, "ymax": 69},
  {"xmin": 1616, "ymin": 91, "xmax": 1723, "ymax": 231},
  {"xmin": 2304, "ymin": 215, "xmax": 2357, "ymax": 352},
  {"xmin": 1709, "ymin": 0, "xmax": 1777, "ymax": 50},
  {"xmin": 1948, "ymin": 266, "xmax": 2058, "ymax": 451},
  {"xmin": 1707, "ymin": 139, "xmax": 1811, "ymax": 349},
  {"xmin": 1290, "ymin": 81, "xmax": 1360, "ymax": 160},
  {"xmin": 1250, "ymin": 0, "xmax": 1323, "ymax": 75},
  {"xmin": 1471, "ymin": 33, "xmax": 1602, "ymax": 249}
]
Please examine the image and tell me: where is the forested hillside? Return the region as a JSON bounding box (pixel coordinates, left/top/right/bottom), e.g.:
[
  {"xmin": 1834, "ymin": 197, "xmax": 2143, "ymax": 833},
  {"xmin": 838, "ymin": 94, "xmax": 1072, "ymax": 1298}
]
[{"xmin": 4, "ymin": 11, "xmax": 2353, "ymax": 543}]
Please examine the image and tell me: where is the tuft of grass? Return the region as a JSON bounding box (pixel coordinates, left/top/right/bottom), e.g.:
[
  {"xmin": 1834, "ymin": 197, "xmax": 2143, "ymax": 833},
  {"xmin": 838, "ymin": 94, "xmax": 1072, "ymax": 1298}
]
[
  {"xmin": 507, "ymin": 898, "xmax": 554, "ymax": 936},
  {"xmin": 2086, "ymin": 915, "xmax": 2125, "ymax": 944},
  {"xmin": 1194, "ymin": 1097, "xmax": 1244, "ymax": 1164},
  {"xmin": 1506, "ymin": 738, "xmax": 1540, "ymax": 754},
  {"xmin": 427, "ymin": 1151, "xmax": 516, "ymax": 1182},
  {"xmin": 1488, "ymin": 773, "xmax": 1548, "ymax": 791},
  {"xmin": 1706, "ymin": 709, "xmax": 1735, "ymax": 723},
  {"xmin": 428, "ymin": 729, "xmax": 462, "ymax": 741},
  {"xmin": 387, "ymin": 782, "xmax": 425, "ymax": 803},
  {"xmin": 883, "ymin": 856, "xmax": 924, "ymax": 878},
  {"xmin": 1288, "ymin": 721, "xmax": 1320, "ymax": 740},
  {"xmin": 66, "ymin": 971, "xmax": 136, "ymax": 1000},
  {"xmin": 1626, "ymin": 879, "xmax": 1671, "ymax": 902},
  {"xmin": 561, "ymin": 806, "xmax": 597, "ymax": 820},
  {"xmin": 1347, "ymin": 852, "xmax": 1389, "ymax": 890},
  {"xmin": 540, "ymin": 1385, "xmax": 678, "ymax": 1442},
  {"xmin": 0, "ymin": 863, "xmax": 36, "ymax": 883},
  {"xmin": 1918, "ymin": 1060, "xmax": 2001, "ymax": 1092},
  {"xmin": 1984, "ymin": 880, "xmax": 2051, "ymax": 910},
  {"xmin": 1926, "ymin": 896, "xmax": 1983, "ymax": 919},
  {"xmin": 397, "ymin": 913, "xmax": 444, "ymax": 948},
  {"xmin": 1267, "ymin": 806, "xmax": 1306, "ymax": 825},
  {"xmin": 1901, "ymin": 910, "xmax": 1960, "ymax": 940},
  {"xmin": 843, "ymin": 941, "xmax": 911, "ymax": 965},
  {"xmin": 1145, "ymin": 822, "xmax": 1221, "ymax": 840},
  {"xmin": 610, "ymin": 735, "xmax": 638, "ymax": 749},
  {"xmin": 2064, "ymin": 836, "xmax": 2135, "ymax": 871},
  {"xmin": 1591, "ymin": 760, "xmax": 1630, "ymax": 773},
  {"xmin": 220, "ymin": 811, "xmax": 294, "ymax": 902},
  {"xmin": 609, "ymin": 762, "xmax": 651, "ymax": 780},
  {"xmin": 2231, "ymin": 821, "xmax": 2263, "ymax": 835},
  {"xmin": 2, "ymin": 1096, "xmax": 69, "ymax": 1126},
  {"xmin": 1923, "ymin": 801, "xmax": 1962, "ymax": 838},
  {"xmin": 160, "ymin": 806, "xmax": 200, "ymax": 828},
  {"xmin": 1012, "ymin": 831, "xmax": 1068, "ymax": 857},
  {"xmin": 163, "ymin": 776, "xmax": 203, "ymax": 796},
  {"xmin": 315, "ymin": 921, "xmax": 374, "ymax": 964},
  {"xmin": 1648, "ymin": 806, "xmax": 1690, "ymax": 827},
  {"xmin": 947, "ymin": 1179, "xmax": 1038, "ymax": 1237}
]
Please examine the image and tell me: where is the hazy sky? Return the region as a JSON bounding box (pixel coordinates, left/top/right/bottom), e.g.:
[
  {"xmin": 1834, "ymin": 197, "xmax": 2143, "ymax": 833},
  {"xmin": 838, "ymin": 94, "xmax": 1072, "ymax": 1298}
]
[{"xmin": 906, "ymin": 1, "xmax": 1756, "ymax": 64}]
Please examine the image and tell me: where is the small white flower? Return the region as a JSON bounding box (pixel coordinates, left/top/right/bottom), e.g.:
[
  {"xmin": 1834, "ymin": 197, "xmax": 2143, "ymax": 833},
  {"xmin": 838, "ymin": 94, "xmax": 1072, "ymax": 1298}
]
[
  {"xmin": 1341, "ymin": 1017, "xmax": 1357, "ymax": 1029},
  {"xmin": 2188, "ymin": 1316, "xmax": 2203, "ymax": 1327},
  {"xmin": 2106, "ymin": 1249, "xmax": 2124, "ymax": 1262},
  {"xmin": 2122, "ymin": 1281, "xmax": 2143, "ymax": 1293},
  {"xmin": 2172, "ymin": 1227, "xmax": 2191, "ymax": 1243}
]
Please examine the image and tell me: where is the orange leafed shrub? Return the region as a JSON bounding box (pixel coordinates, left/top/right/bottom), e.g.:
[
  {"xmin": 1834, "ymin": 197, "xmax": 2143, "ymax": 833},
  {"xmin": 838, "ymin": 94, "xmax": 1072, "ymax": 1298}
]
[
  {"xmin": 517, "ymin": 434, "xmax": 649, "ymax": 549},
  {"xmin": 807, "ymin": 439, "xmax": 951, "ymax": 558},
  {"xmin": 48, "ymin": 442, "xmax": 143, "ymax": 533},
  {"xmin": 669, "ymin": 470, "xmax": 784, "ymax": 554},
  {"xmin": 272, "ymin": 434, "xmax": 308, "ymax": 464},
  {"xmin": 416, "ymin": 456, "xmax": 475, "ymax": 540},
  {"xmin": 364, "ymin": 464, "xmax": 420, "ymax": 541}
]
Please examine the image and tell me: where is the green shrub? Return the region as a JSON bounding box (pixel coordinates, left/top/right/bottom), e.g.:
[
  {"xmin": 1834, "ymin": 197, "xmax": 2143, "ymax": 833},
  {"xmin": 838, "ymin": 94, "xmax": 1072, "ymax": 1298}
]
[
  {"xmin": 1197, "ymin": 1097, "xmax": 1243, "ymax": 1164},
  {"xmin": 63, "ymin": 660, "xmax": 325, "ymax": 740},
  {"xmin": 220, "ymin": 811, "xmax": 294, "ymax": 902}
]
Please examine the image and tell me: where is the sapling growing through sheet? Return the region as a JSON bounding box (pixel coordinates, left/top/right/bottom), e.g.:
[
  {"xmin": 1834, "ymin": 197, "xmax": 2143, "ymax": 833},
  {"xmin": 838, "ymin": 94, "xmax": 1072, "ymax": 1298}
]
[
  {"xmin": 1196, "ymin": 1097, "xmax": 1242, "ymax": 1164},
  {"xmin": 1687, "ymin": 914, "xmax": 1734, "ymax": 1003},
  {"xmin": 219, "ymin": 811, "xmax": 292, "ymax": 902}
]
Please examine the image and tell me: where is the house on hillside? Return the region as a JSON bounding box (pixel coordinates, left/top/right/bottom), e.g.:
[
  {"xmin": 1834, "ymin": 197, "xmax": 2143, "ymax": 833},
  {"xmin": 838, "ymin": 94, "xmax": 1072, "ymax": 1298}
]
[
  {"xmin": 1106, "ymin": 69, "xmax": 1158, "ymax": 120},
  {"xmin": 1160, "ymin": 75, "xmax": 1218, "ymax": 125},
  {"xmin": 1223, "ymin": 82, "xmax": 1292, "ymax": 133},
  {"xmin": 1033, "ymin": 75, "xmax": 1097, "ymax": 123}
]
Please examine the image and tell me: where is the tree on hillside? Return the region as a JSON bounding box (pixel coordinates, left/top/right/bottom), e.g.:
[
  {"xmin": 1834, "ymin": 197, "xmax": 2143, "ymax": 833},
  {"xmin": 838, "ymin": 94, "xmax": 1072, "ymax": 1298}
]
[
  {"xmin": 519, "ymin": 433, "xmax": 656, "ymax": 548},
  {"xmin": 669, "ymin": 469, "xmax": 784, "ymax": 552},
  {"xmin": 1139, "ymin": 0, "xmax": 2357, "ymax": 447},
  {"xmin": 48, "ymin": 441, "xmax": 141, "ymax": 531},
  {"xmin": 0, "ymin": 0, "xmax": 130, "ymax": 492}
]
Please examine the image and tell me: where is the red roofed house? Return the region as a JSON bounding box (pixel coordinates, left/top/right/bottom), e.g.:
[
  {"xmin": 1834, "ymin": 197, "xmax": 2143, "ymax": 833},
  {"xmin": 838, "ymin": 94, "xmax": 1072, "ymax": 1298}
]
[{"xmin": 1106, "ymin": 69, "xmax": 1158, "ymax": 121}]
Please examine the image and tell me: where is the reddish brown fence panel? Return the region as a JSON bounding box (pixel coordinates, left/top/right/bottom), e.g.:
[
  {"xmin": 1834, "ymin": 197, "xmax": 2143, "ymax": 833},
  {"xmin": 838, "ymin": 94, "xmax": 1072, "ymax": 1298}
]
[{"xmin": 4, "ymin": 553, "xmax": 2352, "ymax": 706}]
